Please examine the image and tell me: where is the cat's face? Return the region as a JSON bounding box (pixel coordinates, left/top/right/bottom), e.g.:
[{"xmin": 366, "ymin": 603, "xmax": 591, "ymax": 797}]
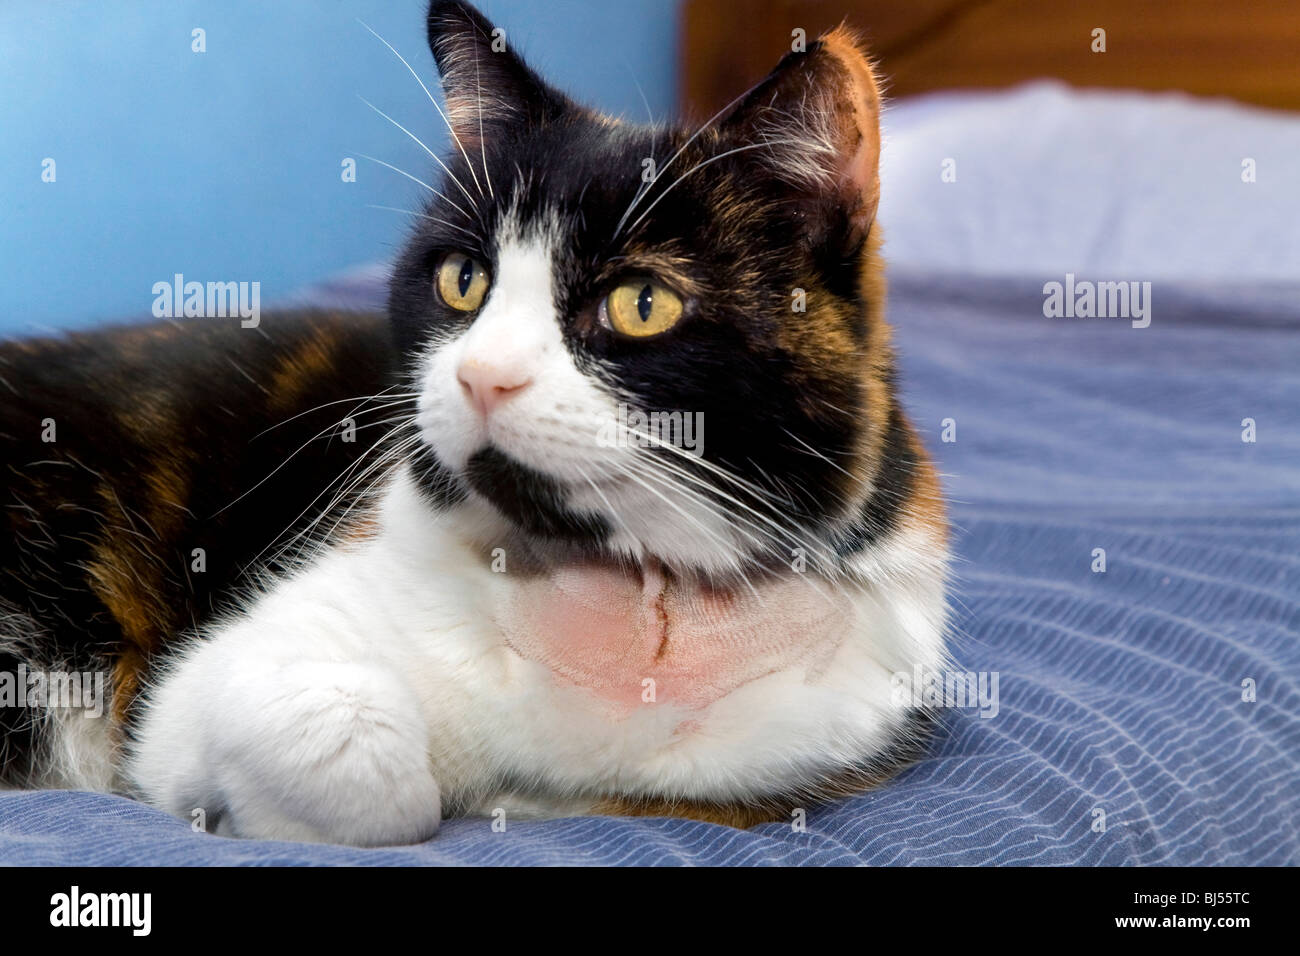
[{"xmin": 390, "ymin": 0, "xmax": 891, "ymax": 577}]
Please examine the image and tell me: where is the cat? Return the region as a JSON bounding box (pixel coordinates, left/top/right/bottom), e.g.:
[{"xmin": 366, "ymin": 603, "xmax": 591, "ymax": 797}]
[{"xmin": 0, "ymin": 0, "xmax": 949, "ymax": 845}]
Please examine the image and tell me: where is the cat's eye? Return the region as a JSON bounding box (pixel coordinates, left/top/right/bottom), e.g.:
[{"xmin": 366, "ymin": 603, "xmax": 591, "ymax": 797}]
[
  {"xmin": 600, "ymin": 280, "xmax": 684, "ymax": 338},
  {"xmin": 436, "ymin": 253, "xmax": 490, "ymax": 312}
]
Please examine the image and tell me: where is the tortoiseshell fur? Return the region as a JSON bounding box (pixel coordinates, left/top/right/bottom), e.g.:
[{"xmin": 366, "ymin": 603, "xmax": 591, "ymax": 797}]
[{"xmin": 0, "ymin": 311, "xmax": 397, "ymax": 782}]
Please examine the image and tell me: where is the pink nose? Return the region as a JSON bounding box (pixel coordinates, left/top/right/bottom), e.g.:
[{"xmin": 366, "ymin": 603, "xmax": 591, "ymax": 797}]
[{"xmin": 457, "ymin": 359, "xmax": 532, "ymax": 416}]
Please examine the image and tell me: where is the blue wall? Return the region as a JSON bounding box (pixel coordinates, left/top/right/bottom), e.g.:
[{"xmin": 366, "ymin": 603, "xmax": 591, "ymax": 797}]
[{"xmin": 0, "ymin": 0, "xmax": 680, "ymax": 334}]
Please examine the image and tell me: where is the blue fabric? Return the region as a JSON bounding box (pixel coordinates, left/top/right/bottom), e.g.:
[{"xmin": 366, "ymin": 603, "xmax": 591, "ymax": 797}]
[{"xmin": 2, "ymin": 271, "xmax": 1297, "ymax": 865}]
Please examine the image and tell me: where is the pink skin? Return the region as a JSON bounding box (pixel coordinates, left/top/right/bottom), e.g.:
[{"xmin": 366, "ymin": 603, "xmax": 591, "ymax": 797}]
[{"xmin": 500, "ymin": 561, "xmax": 851, "ymax": 713}]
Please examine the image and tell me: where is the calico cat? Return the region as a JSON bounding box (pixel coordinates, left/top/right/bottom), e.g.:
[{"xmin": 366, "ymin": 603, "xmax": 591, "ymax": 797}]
[{"xmin": 0, "ymin": 0, "xmax": 949, "ymax": 844}]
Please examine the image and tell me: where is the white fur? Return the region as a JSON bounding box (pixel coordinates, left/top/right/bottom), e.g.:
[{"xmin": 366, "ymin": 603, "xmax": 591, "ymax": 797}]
[
  {"xmin": 0, "ymin": 615, "xmax": 119, "ymax": 793},
  {"xmin": 40, "ymin": 706, "xmax": 119, "ymax": 792},
  {"xmin": 125, "ymin": 211, "xmax": 949, "ymax": 845},
  {"xmin": 128, "ymin": 470, "xmax": 947, "ymax": 843}
]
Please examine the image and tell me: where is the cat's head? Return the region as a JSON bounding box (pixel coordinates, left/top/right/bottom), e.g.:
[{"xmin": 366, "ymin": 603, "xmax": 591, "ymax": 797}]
[{"xmin": 390, "ymin": 0, "xmax": 898, "ymax": 578}]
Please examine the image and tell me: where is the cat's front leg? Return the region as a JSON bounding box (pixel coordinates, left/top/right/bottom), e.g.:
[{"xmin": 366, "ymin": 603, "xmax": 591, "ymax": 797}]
[{"xmin": 127, "ymin": 626, "xmax": 442, "ymax": 846}]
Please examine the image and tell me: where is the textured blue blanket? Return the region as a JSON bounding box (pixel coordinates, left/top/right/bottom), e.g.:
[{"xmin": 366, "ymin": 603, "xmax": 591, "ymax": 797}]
[{"xmin": 2, "ymin": 272, "xmax": 1296, "ymax": 865}]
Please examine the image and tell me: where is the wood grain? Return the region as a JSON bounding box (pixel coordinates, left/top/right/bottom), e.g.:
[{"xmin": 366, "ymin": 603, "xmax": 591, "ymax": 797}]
[{"xmin": 681, "ymin": 0, "xmax": 1300, "ymax": 118}]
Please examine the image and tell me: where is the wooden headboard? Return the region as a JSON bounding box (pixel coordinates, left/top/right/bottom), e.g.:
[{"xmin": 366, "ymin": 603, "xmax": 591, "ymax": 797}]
[{"xmin": 681, "ymin": 0, "xmax": 1300, "ymax": 118}]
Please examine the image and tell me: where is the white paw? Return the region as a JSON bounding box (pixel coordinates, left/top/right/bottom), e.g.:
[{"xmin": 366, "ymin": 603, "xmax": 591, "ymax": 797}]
[{"xmin": 134, "ymin": 651, "xmax": 442, "ymax": 847}]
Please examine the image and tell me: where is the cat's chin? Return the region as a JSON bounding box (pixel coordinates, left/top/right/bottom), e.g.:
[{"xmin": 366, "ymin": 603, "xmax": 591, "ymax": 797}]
[
  {"xmin": 454, "ymin": 445, "xmax": 608, "ymax": 541},
  {"xmin": 412, "ymin": 448, "xmax": 821, "ymax": 584}
]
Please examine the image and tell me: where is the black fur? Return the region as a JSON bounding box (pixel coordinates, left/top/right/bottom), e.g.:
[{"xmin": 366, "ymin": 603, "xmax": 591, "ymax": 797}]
[
  {"xmin": 464, "ymin": 447, "xmax": 609, "ymax": 540},
  {"xmin": 832, "ymin": 399, "xmax": 919, "ymax": 556}
]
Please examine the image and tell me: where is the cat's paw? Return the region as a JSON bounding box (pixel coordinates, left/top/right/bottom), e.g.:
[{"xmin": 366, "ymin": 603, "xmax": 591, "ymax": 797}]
[
  {"xmin": 211, "ymin": 659, "xmax": 442, "ymax": 845},
  {"xmin": 133, "ymin": 651, "xmax": 442, "ymax": 847}
]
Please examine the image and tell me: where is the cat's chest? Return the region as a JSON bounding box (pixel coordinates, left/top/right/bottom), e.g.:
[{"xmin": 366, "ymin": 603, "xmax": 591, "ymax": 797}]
[{"xmin": 492, "ymin": 563, "xmax": 851, "ymax": 712}]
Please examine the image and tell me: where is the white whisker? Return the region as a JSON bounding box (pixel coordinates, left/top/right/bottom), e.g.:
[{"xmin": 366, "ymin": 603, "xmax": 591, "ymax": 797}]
[
  {"xmin": 358, "ymin": 95, "xmax": 480, "ymax": 217},
  {"xmin": 613, "ymin": 82, "xmax": 762, "ymax": 238},
  {"xmin": 215, "ymin": 398, "xmax": 416, "ymax": 517},
  {"xmin": 356, "ymin": 18, "xmax": 484, "ymax": 197},
  {"xmin": 473, "ymin": 45, "xmax": 494, "ymax": 198},
  {"xmin": 251, "ymin": 387, "xmax": 417, "ymax": 440},
  {"xmin": 242, "ymin": 421, "xmax": 415, "ymax": 574},
  {"xmin": 356, "ymin": 153, "xmax": 472, "ymax": 220},
  {"xmin": 625, "ymin": 139, "xmax": 806, "ymax": 237},
  {"xmin": 366, "ymin": 204, "xmax": 478, "ymax": 239}
]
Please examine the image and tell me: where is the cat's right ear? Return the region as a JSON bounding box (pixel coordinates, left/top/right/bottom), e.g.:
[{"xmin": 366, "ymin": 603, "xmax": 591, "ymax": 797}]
[{"xmin": 426, "ymin": 0, "xmax": 571, "ymax": 150}]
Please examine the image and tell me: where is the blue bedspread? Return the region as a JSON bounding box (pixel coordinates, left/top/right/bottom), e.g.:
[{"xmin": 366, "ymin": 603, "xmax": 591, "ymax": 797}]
[{"xmin": 2, "ymin": 271, "xmax": 1297, "ymax": 865}]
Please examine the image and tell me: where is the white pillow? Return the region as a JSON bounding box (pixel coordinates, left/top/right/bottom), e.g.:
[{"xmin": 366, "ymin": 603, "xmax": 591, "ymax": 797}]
[{"xmin": 877, "ymin": 81, "xmax": 1300, "ymax": 282}]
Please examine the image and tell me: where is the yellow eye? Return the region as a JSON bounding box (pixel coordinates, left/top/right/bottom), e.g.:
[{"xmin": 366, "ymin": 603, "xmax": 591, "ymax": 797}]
[
  {"xmin": 603, "ymin": 280, "xmax": 683, "ymax": 338},
  {"xmin": 436, "ymin": 253, "xmax": 490, "ymax": 311}
]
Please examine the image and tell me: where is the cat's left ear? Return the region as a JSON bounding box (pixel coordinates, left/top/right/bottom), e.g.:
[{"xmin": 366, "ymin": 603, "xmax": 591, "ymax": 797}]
[
  {"xmin": 720, "ymin": 26, "xmax": 882, "ymax": 253},
  {"xmin": 426, "ymin": 0, "xmax": 572, "ymax": 151}
]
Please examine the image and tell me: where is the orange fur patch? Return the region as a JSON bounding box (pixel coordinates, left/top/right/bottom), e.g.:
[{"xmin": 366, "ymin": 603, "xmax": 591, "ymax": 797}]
[
  {"xmin": 89, "ymin": 418, "xmax": 195, "ymax": 723},
  {"xmin": 821, "ymin": 26, "xmax": 883, "ymax": 233},
  {"xmin": 270, "ymin": 330, "xmax": 346, "ymax": 415},
  {"xmin": 592, "ymin": 795, "xmax": 789, "ymax": 829},
  {"xmin": 902, "ymin": 425, "xmax": 949, "ymax": 545}
]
